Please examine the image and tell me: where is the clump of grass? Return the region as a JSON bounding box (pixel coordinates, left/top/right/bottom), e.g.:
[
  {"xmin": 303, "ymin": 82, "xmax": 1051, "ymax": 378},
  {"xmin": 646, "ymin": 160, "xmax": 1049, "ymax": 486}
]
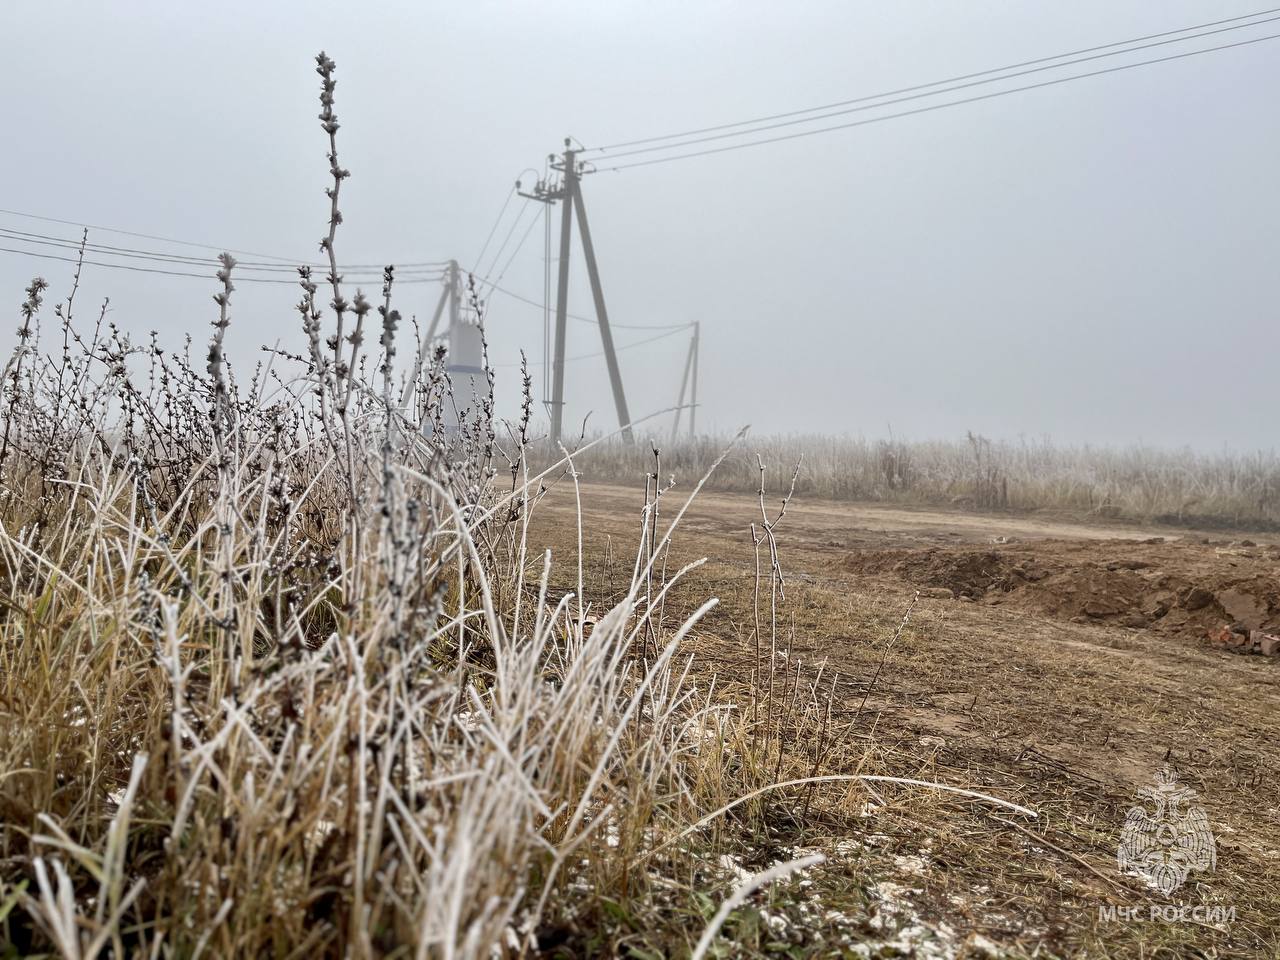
[{"xmin": 0, "ymin": 52, "xmax": 743, "ymax": 958}]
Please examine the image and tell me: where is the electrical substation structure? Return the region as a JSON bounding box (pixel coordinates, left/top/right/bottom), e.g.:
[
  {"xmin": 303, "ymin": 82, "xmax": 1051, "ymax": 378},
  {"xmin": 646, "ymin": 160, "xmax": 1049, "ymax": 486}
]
[
  {"xmin": 401, "ymin": 258, "xmax": 487, "ymax": 432},
  {"xmin": 401, "ymin": 259, "xmax": 464, "ymax": 414}
]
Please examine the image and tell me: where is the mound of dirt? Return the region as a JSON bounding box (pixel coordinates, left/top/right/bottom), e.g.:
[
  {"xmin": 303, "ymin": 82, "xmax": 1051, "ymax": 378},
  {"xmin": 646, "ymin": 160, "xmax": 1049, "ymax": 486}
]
[{"xmin": 845, "ymin": 540, "xmax": 1280, "ymax": 644}]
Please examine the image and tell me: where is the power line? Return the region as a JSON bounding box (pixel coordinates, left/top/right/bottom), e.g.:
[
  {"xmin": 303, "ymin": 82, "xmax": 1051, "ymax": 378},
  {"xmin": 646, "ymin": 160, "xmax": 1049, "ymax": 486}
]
[
  {"xmin": 584, "ymin": 6, "xmax": 1280, "ymax": 154},
  {"xmin": 479, "ymin": 276, "xmax": 691, "ymax": 330},
  {"xmin": 484, "ymin": 205, "xmax": 544, "ymax": 294},
  {"xmin": 495, "ymin": 324, "xmax": 689, "ymax": 367},
  {"xmin": 595, "ymin": 31, "xmax": 1280, "ymax": 173},
  {"xmin": 479, "ymin": 197, "xmax": 533, "ymax": 279},
  {"xmin": 0, "ymin": 212, "xmax": 450, "ymax": 274},
  {"xmin": 0, "ymin": 244, "xmax": 301, "ymax": 284},
  {"xmin": 0, "ymin": 245, "xmax": 446, "ymax": 285},
  {"xmin": 0, "ymin": 207, "xmax": 305, "ymax": 264},
  {"xmin": 589, "ymin": 14, "xmax": 1280, "ymax": 164},
  {"xmin": 0, "ymin": 226, "xmax": 446, "ymax": 276},
  {"xmin": 472, "ymin": 184, "xmax": 515, "ymax": 269},
  {"xmin": 0, "ymin": 225, "xmax": 685, "ymax": 329},
  {"xmin": 0, "ymin": 222, "xmax": 683, "ymax": 327}
]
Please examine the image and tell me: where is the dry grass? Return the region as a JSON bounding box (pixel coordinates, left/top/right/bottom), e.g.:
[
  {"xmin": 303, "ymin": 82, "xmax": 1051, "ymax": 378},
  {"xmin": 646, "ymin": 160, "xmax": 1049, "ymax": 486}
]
[{"xmin": 551, "ymin": 432, "xmax": 1280, "ymax": 530}]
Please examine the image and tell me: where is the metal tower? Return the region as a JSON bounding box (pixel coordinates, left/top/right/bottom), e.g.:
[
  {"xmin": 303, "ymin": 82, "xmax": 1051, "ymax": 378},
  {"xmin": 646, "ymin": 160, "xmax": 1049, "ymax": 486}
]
[{"xmin": 400, "ymin": 259, "xmax": 463, "ymax": 413}]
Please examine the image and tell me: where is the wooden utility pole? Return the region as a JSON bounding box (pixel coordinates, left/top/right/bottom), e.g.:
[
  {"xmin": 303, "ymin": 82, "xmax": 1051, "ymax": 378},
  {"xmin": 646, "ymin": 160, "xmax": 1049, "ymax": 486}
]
[{"xmin": 521, "ymin": 141, "xmax": 633, "ymax": 445}]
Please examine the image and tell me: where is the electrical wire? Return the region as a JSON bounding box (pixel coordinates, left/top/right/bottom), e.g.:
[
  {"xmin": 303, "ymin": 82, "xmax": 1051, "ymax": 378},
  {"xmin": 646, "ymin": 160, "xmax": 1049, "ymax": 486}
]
[
  {"xmin": 471, "ymin": 185, "xmax": 515, "ymax": 270},
  {"xmin": 0, "ymin": 221, "xmax": 685, "ymax": 334},
  {"xmin": 495, "ymin": 324, "xmax": 689, "ymax": 367},
  {"xmin": 0, "ymin": 245, "xmax": 446, "ymax": 284},
  {"xmin": 483, "ymin": 205, "xmax": 544, "ymax": 298},
  {"xmin": 478, "ymin": 277, "xmax": 692, "ymax": 331},
  {"xmin": 590, "ymin": 14, "xmax": 1280, "ymax": 164},
  {"xmin": 0, "ymin": 222, "xmax": 682, "ymax": 329},
  {"xmin": 584, "ymin": 6, "xmax": 1280, "ymax": 154},
  {"xmin": 595, "ymin": 31, "xmax": 1280, "ymax": 173},
  {"xmin": 0, "ymin": 226, "xmax": 446, "ymax": 276},
  {"xmin": 479, "ymin": 197, "xmax": 533, "ymax": 279},
  {"xmin": 0, "ymin": 244, "xmax": 302, "ymax": 284},
  {"xmin": 0, "ymin": 207, "xmax": 305, "ymax": 263}
]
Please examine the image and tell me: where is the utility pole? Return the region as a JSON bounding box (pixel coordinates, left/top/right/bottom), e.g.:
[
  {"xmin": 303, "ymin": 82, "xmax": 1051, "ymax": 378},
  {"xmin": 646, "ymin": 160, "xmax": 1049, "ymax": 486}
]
[
  {"xmin": 670, "ymin": 321, "xmax": 701, "ymax": 441},
  {"xmin": 689, "ymin": 320, "xmax": 699, "ymax": 437},
  {"xmin": 671, "ymin": 324, "xmax": 695, "ymax": 442},
  {"xmin": 550, "ymin": 155, "xmax": 575, "ymax": 445},
  {"xmin": 520, "ymin": 141, "xmax": 633, "ymax": 445},
  {"xmin": 572, "ymin": 172, "xmax": 632, "ymax": 443}
]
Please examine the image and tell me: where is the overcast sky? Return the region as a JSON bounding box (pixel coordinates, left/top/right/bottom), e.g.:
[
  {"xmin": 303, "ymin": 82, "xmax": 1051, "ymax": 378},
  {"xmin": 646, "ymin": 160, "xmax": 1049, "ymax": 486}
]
[{"xmin": 4, "ymin": 1, "xmax": 1278, "ymax": 450}]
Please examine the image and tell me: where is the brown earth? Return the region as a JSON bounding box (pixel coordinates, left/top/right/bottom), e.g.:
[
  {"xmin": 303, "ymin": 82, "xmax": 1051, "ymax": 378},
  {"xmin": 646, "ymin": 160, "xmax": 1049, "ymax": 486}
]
[
  {"xmin": 529, "ymin": 480, "xmax": 1280, "ymax": 957},
  {"xmin": 844, "ymin": 537, "xmax": 1280, "ymax": 642}
]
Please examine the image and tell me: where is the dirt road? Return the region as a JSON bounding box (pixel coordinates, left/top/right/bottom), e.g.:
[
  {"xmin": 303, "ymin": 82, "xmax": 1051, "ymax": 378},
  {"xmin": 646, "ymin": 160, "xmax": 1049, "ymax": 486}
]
[
  {"xmin": 535, "ymin": 480, "xmax": 1278, "ymax": 546},
  {"xmin": 529, "ymin": 480, "xmax": 1280, "ymax": 954}
]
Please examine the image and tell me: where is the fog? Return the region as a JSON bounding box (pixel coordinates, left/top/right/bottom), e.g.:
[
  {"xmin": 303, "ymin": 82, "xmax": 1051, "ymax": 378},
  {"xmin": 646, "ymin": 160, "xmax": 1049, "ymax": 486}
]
[{"xmin": 3, "ymin": 1, "xmax": 1277, "ymax": 450}]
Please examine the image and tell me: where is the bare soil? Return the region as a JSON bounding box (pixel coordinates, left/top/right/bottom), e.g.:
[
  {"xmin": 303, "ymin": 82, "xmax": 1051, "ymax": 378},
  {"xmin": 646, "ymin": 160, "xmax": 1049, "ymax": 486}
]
[
  {"xmin": 845, "ymin": 538, "xmax": 1280, "ymax": 639},
  {"xmin": 530, "ymin": 480, "xmax": 1280, "ymax": 956}
]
